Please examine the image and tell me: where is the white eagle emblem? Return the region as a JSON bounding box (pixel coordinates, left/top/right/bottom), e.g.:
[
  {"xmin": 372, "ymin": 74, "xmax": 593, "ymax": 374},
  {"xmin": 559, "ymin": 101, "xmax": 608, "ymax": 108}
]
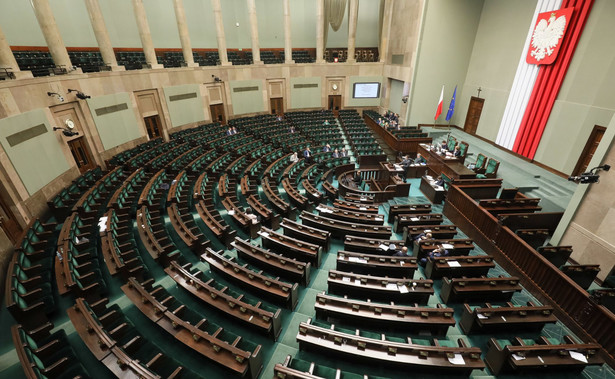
[{"xmin": 530, "ymin": 13, "xmax": 567, "ymax": 62}]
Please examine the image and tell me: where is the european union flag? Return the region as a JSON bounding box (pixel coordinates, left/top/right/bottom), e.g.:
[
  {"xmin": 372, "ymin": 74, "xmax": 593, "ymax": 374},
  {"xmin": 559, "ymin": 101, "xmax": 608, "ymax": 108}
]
[{"xmin": 445, "ymin": 85, "xmax": 457, "ymax": 122}]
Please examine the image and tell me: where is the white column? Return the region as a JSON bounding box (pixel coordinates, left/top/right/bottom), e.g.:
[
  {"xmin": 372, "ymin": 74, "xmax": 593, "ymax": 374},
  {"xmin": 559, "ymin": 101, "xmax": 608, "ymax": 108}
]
[
  {"xmin": 347, "ymin": 0, "xmax": 359, "ymax": 63},
  {"xmin": 211, "ymin": 0, "xmax": 231, "ymax": 66},
  {"xmin": 132, "ymin": 0, "xmax": 163, "ymax": 69},
  {"xmin": 283, "ymin": 0, "xmax": 294, "ymax": 64},
  {"xmin": 84, "ymin": 0, "xmax": 124, "ymax": 71},
  {"xmin": 172, "ymin": 0, "xmax": 198, "ymax": 67},
  {"xmin": 31, "ymin": 0, "xmax": 78, "ymax": 73},
  {"xmin": 316, "ymin": 0, "xmax": 325, "ymax": 63},
  {"xmin": 379, "ymin": 0, "xmax": 393, "ymax": 63},
  {"xmin": 247, "ymin": 0, "xmax": 261, "ymax": 64},
  {"xmin": 0, "ymin": 25, "xmax": 33, "ymax": 79}
]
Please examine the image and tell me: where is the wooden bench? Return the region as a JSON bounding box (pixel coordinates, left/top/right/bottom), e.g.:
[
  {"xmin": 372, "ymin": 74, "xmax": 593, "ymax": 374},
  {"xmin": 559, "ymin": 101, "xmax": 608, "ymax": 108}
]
[
  {"xmin": 300, "ymin": 211, "xmax": 392, "ymax": 239},
  {"xmin": 404, "ymin": 224, "xmax": 457, "ymax": 242},
  {"xmin": 221, "ymin": 196, "xmax": 260, "ymax": 239},
  {"xmin": 301, "ymin": 179, "xmax": 324, "ymax": 204},
  {"xmin": 414, "ymin": 239, "xmax": 475, "ymax": 259},
  {"xmin": 297, "ymin": 319, "xmax": 484, "ymax": 374},
  {"xmin": 282, "ymin": 178, "xmax": 313, "ymax": 211},
  {"xmin": 201, "ymin": 248, "xmax": 299, "ymax": 309},
  {"xmin": 322, "ymin": 179, "xmax": 338, "ymax": 200},
  {"xmin": 247, "ymin": 194, "xmax": 280, "ymax": 229},
  {"xmin": 336, "ymin": 250, "xmax": 417, "ymax": 277},
  {"xmin": 424, "ymin": 255, "xmax": 495, "ymax": 279},
  {"xmin": 167, "ymin": 202, "xmax": 210, "ymax": 254},
  {"xmin": 516, "ymin": 228, "xmax": 550, "ymax": 249},
  {"xmin": 233, "ymin": 238, "xmax": 311, "ymax": 286},
  {"xmin": 343, "ymin": 235, "xmax": 405, "ymax": 255},
  {"xmin": 387, "ymin": 203, "xmax": 432, "ymax": 223},
  {"xmin": 459, "ymin": 301, "xmax": 557, "ymax": 334},
  {"xmin": 195, "ymin": 199, "xmax": 237, "ymax": 248},
  {"xmin": 280, "ymin": 218, "xmax": 331, "ymax": 251},
  {"xmin": 560, "ymin": 264, "xmax": 600, "ymax": 290},
  {"xmin": 479, "ymin": 198, "xmax": 542, "ymax": 216},
  {"xmin": 136, "ymin": 206, "xmax": 180, "ymax": 265},
  {"xmin": 498, "ymin": 212, "xmax": 564, "ymax": 233},
  {"xmin": 537, "ymin": 245, "xmax": 572, "ymax": 267},
  {"xmin": 262, "ymin": 177, "xmax": 296, "ymax": 218},
  {"xmin": 333, "ymin": 199, "xmax": 379, "ymax": 213},
  {"xmin": 485, "ymin": 336, "xmax": 603, "ymax": 375},
  {"xmin": 328, "ymin": 270, "xmax": 433, "ymax": 304},
  {"xmin": 259, "ymin": 226, "xmax": 322, "ymax": 267},
  {"xmin": 314, "ymin": 292, "xmax": 455, "ymax": 334},
  {"xmin": 393, "ymin": 213, "xmax": 443, "ymax": 233},
  {"xmin": 316, "ymin": 203, "xmax": 386, "ymax": 225},
  {"xmin": 440, "ymin": 276, "xmax": 522, "ymax": 303}
]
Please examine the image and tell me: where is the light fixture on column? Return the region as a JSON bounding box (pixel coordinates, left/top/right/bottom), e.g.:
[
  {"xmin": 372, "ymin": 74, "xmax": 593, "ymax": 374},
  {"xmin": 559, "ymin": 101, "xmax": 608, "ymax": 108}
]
[
  {"xmin": 47, "ymin": 92, "xmax": 64, "ymax": 102},
  {"xmin": 68, "ymin": 89, "xmax": 91, "ymax": 99}
]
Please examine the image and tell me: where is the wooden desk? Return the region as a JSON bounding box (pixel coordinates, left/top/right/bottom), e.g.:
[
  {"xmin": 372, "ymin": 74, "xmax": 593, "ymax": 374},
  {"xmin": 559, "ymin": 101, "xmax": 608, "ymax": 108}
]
[
  {"xmin": 418, "ymin": 144, "xmax": 475, "ymax": 179},
  {"xmin": 419, "ymin": 176, "xmax": 446, "ymax": 204}
]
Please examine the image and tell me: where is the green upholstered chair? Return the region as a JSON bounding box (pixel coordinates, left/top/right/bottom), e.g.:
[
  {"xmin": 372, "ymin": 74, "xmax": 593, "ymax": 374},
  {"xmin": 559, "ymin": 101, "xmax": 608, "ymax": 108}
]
[
  {"xmin": 447, "ymin": 136, "xmax": 457, "ymax": 152},
  {"xmin": 441, "ymin": 173, "xmax": 452, "ymax": 191},
  {"xmin": 458, "ymin": 141, "xmax": 469, "ymax": 161},
  {"xmin": 473, "ymin": 153, "xmax": 487, "ymax": 173},
  {"xmin": 476, "ymin": 157, "xmax": 500, "ymax": 179}
]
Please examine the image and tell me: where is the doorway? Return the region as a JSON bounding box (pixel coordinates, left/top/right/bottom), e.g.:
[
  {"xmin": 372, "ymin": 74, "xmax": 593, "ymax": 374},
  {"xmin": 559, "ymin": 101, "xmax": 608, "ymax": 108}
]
[
  {"xmin": 210, "ymin": 103, "xmax": 227, "ymax": 125},
  {"xmin": 0, "ymin": 189, "xmax": 21, "ymax": 244},
  {"xmin": 68, "ymin": 137, "xmax": 96, "ymax": 173},
  {"xmin": 270, "ymin": 97, "xmax": 284, "ymax": 115},
  {"xmin": 144, "ymin": 115, "xmax": 163, "ymax": 139},
  {"xmin": 328, "ymin": 95, "xmax": 342, "ymax": 117},
  {"xmin": 463, "ymin": 96, "xmax": 484, "ymax": 134},
  {"xmin": 572, "ymin": 125, "xmax": 606, "ymax": 176}
]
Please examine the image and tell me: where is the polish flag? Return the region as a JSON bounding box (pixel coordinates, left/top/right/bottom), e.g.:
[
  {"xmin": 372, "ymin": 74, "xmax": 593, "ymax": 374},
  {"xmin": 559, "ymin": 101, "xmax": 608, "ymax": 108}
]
[{"xmin": 434, "ymin": 85, "xmax": 444, "ymax": 121}]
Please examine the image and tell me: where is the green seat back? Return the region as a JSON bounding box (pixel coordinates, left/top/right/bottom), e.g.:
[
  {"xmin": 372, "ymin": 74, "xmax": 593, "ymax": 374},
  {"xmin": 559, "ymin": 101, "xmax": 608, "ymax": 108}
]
[
  {"xmin": 475, "ymin": 153, "xmax": 486, "ymax": 168},
  {"xmin": 485, "ymin": 158, "xmax": 499, "ymax": 174}
]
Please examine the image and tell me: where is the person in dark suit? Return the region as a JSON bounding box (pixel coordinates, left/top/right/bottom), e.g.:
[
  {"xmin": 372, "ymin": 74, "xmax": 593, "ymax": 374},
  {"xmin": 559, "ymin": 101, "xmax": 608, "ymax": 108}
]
[
  {"xmin": 289, "ymin": 125, "xmax": 295, "ymax": 133},
  {"xmin": 440, "ymin": 140, "xmax": 448, "ymax": 151},
  {"xmin": 226, "ymin": 127, "xmax": 232, "ymax": 136},
  {"xmin": 414, "ymin": 153, "xmax": 426, "ymax": 164},
  {"xmin": 322, "ymin": 144, "xmax": 331, "ymax": 152},
  {"xmin": 414, "ymin": 232, "xmax": 433, "ymax": 242},
  {"xmin": 419, "ymin": 246, "xmax": 450, "ymax": 266},
  {"xmin": 231, "ymin": 126, "xmax": 238, "ymax": 135},
  {"xmin": 392, "ymin": 246, "xmax": 409, "ymax": 257},
  {"xmin": 453, "ymin": 145, "xmax": 461, "ymax": 157},
  {"xmin": 400, "ymin": 155, "xmax": 412, "ymax": 168},
  {"xmin": 304, "ymin": 147, "xmax": 312, "ymax": 163},
  {"xmin": 332, "ymin": 148, "xmax": 340, "ymax": 158},
  {"xmin": 341, "ymin": 148, "xmax": 348, "ymax": 157},
  {"xmin": 353, "ymin": 170, "xmax": 362, "ymax": 186}
]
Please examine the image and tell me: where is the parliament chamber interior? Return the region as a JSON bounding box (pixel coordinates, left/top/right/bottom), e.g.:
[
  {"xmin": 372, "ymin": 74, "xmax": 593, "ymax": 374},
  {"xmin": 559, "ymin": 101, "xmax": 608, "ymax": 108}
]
[{"xmin": 1, "ymin": 0, "xmax": 615, "ymax": 378}]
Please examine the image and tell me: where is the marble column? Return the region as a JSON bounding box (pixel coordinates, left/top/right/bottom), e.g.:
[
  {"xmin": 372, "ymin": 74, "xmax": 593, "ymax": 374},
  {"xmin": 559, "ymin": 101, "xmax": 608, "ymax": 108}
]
[
  {"xmin": 172, "ymin": 0, "xmax": 198, "ymax": 67},
  {"xmin": 31, "ymin": 0, "xmax": 77, "ymax": 72},
  {"xmin": 346, "ymin": 0, "xmax": 359, "ymax": 63},
  {"xmin": 379, "ymin": 0, "xmax": 393, "ymax": 63},
  {"xmin": 132, "ymin": 0, "xmax": 163, "ymax": 69},
  {"xmin": 211, "ymin": 0, "xmax": 231, "ymax": 66},
  {"xmin": 283, "ymin": 0, "xmax": 294, "ymax": 64},
  {"xmin": 0, "ymin": 25, "xmax": 33, "ymax": 79},
  {"xmin": 316, "ymin": 0, "xmax": 325, "ymax": 63},
  {"xmin": 84, "ymin": 0, "xmax": 124, "ymax": 71},
  {"xmin": 247, "ymin": 0, "xmax": 261, "ymax": 64}
]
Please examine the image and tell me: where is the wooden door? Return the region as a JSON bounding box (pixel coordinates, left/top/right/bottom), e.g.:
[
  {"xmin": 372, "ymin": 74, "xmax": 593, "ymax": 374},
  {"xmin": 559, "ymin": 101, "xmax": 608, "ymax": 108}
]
[
  {"xmin": 143, "ymin": 115, "xmax": 162, "ymax": 139},
  {"xmin": 463, "ymin": 96, "xmax": 484, "ymax": 134},
  {"xmin": 0, "ymin": 190, "xmax": 22, "ymax": 244},
  {"xmin": 328, "ymin": 95, "xmax": 342, "ymax": 117},
  {"xmin": 210, "ymin": 103, "xmax": 226, "ymax": 125},
  {"xmin": 270, "ymin": 97, "xmax": 284, "ymax": 115},
  {"xmin": 68, "ymin": 137, "xmax": 96, "ymax": 173},
  {"xmin": 572, "ymin": 125, "xmax": 606, "ymax": 176}
]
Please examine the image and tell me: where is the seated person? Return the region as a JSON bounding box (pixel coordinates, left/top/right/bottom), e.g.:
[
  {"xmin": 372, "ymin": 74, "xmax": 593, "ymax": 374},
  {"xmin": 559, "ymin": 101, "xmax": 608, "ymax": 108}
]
[
  {"xmin": 341, "ymin": 147, "xmax": 348, "ymax": 157},
  {"xmin": 353, "ymin": 170, "xmax": 362, "ymax": 186},
  {"xmin": 332, "ymin": 148, "xmax": 340, "ymax": 158},
  {"xmin": 414, "ymin": 153, "xmax": 426, "ymax": 164},
  {"xmin": 446, "ymin": 145, "xmax": 461, "ymax": 158},
  {"xmin": 400, "ymin": 155, "xmax": 412, "ymax": 168},
  {"xmin": 392, "ymin": 246, "xmax": 409, "ymax": 257},
  {"xmin": 440, "ymin": 140, "xmax": 448, "ymax": 152},
  {"xmin": 323, "ymin": 119, "xmax": 330, "ymax": 126},
  {"xmin": 289, "ymin": 152, "xmax": 298, "ymax": 163},
  {"xmin": 434, "ymin": 177, "xmax": 445, "ymax": 187},
  {"xmin": 378, "ymin": 117, "xmax": 383, "ymax": 126},
  {"xmin": 303, "ymin": 147, "xmax": 312, "ymax": 163},
  {"xmin": 322, "ymin": 144, "xmax": 331, "ymax": 153},
  {"xmin": 414, "ymin": 232, "xmax": 433, "ymax": 242},
  {"xmin": 276, "ymin": 114, "xmax": 283, "ymax": 121},
  {"xmin": 226, "ymin": 127, "xmax": 233, "ymax": 136},
  {"xmin": 419, "ymin": 246, "xmax": 450, "ymax": 266},
  {"xmin": 289, "ymin": 126, "xmax": 295, "ymax": 133},
  {"xmin": 245, "ymin": 207, "xmax": 259, "ymax": 224},
  {"xmin": 231, "ymin": 126, "xmax": 238, "ymax": 135}
]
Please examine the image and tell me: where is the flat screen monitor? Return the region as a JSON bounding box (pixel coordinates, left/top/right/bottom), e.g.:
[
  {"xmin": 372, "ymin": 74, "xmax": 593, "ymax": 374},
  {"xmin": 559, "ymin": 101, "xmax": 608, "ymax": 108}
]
[{"xmin": 352, "ymin": 82, "xmax": 381, "ymax": 99}]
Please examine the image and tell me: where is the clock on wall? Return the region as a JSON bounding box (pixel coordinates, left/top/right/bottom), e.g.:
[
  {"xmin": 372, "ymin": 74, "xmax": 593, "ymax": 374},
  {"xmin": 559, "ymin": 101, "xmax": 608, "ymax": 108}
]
[
  {"xmin": 65, "ymin": 119, "xmax": 75, "ymax": 129},
  {"xmin": 332, "ymin": 84, "xmax": 338, "ymax": 91}
]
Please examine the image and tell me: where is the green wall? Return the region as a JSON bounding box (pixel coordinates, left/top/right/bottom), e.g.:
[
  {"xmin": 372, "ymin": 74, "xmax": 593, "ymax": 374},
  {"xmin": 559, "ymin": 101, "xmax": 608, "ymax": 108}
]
[
  {"xmin": 144, "ymin": 0, "xmax": 180, "ymax": 49},
  {"xmin": 407, "ymin": 0, "xmax": 484, "ymax": 127},
  {"xmin": 0, "ymin": 1, "xmax": 46, "ymax": 46},
  {"xmin": 347, "ymin": 76, "xmax": 384, "ymax": 107},
  {"xmin": 458, "ymin": 0, "xmax": 536, "ymax": 141},
  {"xmin": 99, "ymin": 0, "xmax": 141, "ymax": 48},
  {"xmin": 0, "ymin": 109, "xmax": 70, "ymax": 195},
  {"xmin": 290, "ymin": 77, "xmax": 322, "ymax": 109},
  {"xmin": 534, "ymin": 0, "xmax": 615, "ymax": 174},
  {"xmin": 229, "ymin": 80, "xmax": 265, "ymax": 115},
  {"xmin": 163, "ymin": 85, "xmax": 205, "ymax": 128},
  {"xmin": 256, "ymin": 0, "xmax": 284, "ymax": 49},
  {"xmin": 184, "ymin": 0, "xmax": 218, "ymax": 48},
  {"xmin": 290, "ymin": 0, "xmax": 318, "ymax": 48},
  {"xmin": 87, "ymin": 93, "xmax": 143, "ymax": 150}
]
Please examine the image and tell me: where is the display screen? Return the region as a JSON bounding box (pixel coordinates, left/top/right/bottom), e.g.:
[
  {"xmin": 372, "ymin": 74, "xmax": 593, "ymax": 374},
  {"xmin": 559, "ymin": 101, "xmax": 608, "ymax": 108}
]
[{"xmin": 352, "ymin": 82, "xmax": 381, "ymax": 99}]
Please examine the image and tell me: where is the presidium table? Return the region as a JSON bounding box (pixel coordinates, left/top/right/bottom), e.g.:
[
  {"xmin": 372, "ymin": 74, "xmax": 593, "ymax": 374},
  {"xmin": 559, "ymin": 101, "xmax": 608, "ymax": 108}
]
[{"xmin": 417, "ymin": 143, "xmax": 476, "ymax": 204}]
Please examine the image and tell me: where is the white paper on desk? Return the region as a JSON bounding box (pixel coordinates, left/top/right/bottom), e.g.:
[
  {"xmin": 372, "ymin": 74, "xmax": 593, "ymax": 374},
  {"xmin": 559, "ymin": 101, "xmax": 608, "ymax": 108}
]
[
  {"xmin": 360, "ymin": 207, "xmax": 367, "ymax": 210},
  {"xmin": 426, "ymin": 175, "xmax": 433, "ymax": 180},
  {"xmin": 424, "ymin": 229, "xmax": 431, "ymax": 233},
  {"xmin": 393, "ymin": 164, "xmax": 403, "ymax": 170},
  {"xmin": 442, "ymin": 244, "xmax": 454, "ymax": 249},
  {"xmin": 398, "ymin": 284, "xmax": 409, "ymax": 293},
  {"xmin": 228, "ymin": 210, "xmax": 235, "ymax": 215},
  {"xmin": 386, "ymin": 283, "xmax": 398, "ymax": 290},
  {"xmin": 447, "ymin": 260, "xmax": 461, "ymax": 267},
  {"xmin": 379, "ymin": 244, "xmax": 389, "ymax": 250},
  {"xmin": 342, "ymin": 276, "xmax": 351, "ymax": 282},
  {"xmin": 448, "ymin": 354, "xmax": 465, "ymax": 365},
  {"xmin": 375, "ymin": 217, "xmax": 383, "ymax": 221},
  {"xmin": 355, "ymin": 279, "xmax": 362, "ymax": 285},
  {"xmin": 569, "ymin": 351, "xmax": 588, "ymax": 363},
  {"xmin": 512, "ymin": 354, "xmax": 526, "ymax": 361},
  {"xmin": 477, "ymin": 313, "xmax": 488, "ymax": 319},
  {"xmin": 410, "ymin": 217, "xmax": 420, "ymax": 221},
  {"xmin": 258, "ymin": 231, "xmax": 269, "ymax": 237},
  {"xmin": 98, "ymin": 216, "xmax": 108, "ymax": 232}
]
